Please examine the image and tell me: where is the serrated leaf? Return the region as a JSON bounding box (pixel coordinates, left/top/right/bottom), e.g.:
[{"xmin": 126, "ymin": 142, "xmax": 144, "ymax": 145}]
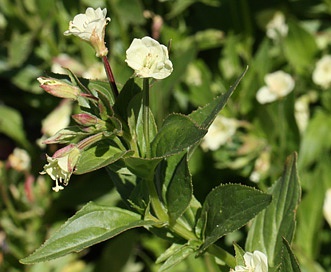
[
  {"xmin": 151, "ymin": 114, "xmax": 207, "ymax": 158},
  {"xmin": 20, "ymin": 202, "xmax": 154, "ymax": 264},
  {"xmin": 279, "ymin": 238, "xmax": 301, "ymax": 272},
  {"xmin": 75, "ymin": 139, "xmax": 133, "ymax": 174},
  {"xmin": 199, "ymin": 184, "xmax": 271, "ymax": 253},
  {"xmin": 124, "ymin": 156, "xmax": 162, "ymax": 179},
  {"xmin": 245, "ymin": 153, "xmax": 301, "ymax": 268},
  {"xmin": 188, "ymin": 67, "xmax": 247, "ymax": 130}
]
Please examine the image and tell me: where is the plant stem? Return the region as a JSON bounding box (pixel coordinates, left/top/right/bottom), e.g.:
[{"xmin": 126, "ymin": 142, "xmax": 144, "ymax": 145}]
[
  {"xmin": 146, "ymin": 174, "xmax": 168, "ymax": 222},
  {"xmin": 207, "ymin": 244, "xmax": 236, "ymax": 268},
  {"xmin": 143, "ymin": 78, "xmax": 151, "ymax": 158},
  {"xmin": 102, "ymin": 55, "xmax": 119, "ymax": 98}
]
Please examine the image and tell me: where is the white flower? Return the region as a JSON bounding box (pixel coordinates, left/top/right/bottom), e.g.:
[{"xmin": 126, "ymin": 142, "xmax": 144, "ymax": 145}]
[
  {"xmin": 312, "ymin": 55, "xmax": 331, "ymax": 89},
  {"xmin": 294, "ymin": 95, "xmax": 310, "ymax": 134},
  {"xmin": 266, "ymin": 12, "xmax": 288, "ymax": 40},
  {"xmin": 201, "ymin": 116, "xmax": 238, "ymax": 151},
  {"xmin": 125, "ymin": 36, "xmax": 173, "ymax": 79},
  {"xmin": 231, "ymin": 250, "xmax": 268, "ymax": 272},
  {"xmin": 41, "ymin": 144, "xmax": 81, "ymax": 192},
  {"xmin": 64, "ymin": 7, "xmax": 110, "ymax": 57},
  {"xmin": 8, "ymin": 148, "xmax": 31, "ymax": 172},
  {"xmin": 256, "ymin": 71, "xmax": 295, "ymax": 104},
  {"xmin": 249, "ymin": 150, "xmax": 270, "ymax": 183},
  {"xmin": 323, "ymin": 188, "xmax": 331, "ymax": 227}
]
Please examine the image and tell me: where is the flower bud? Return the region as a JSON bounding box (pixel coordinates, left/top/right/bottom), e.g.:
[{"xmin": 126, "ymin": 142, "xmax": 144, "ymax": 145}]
[
  {"xmin": 72, "ymin": 113, "xmax": 99, "ymax": 126},
  {"xmin": 37, "ymin": 77, "xmax": 81, "ymax": 100}
]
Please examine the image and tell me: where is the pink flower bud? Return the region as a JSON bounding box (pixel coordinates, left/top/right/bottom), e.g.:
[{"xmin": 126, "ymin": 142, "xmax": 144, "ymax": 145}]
[
  {"xmin": 72, "ymin": 113, "xmax": 99, "ymax": 126},
  {"xmin": 37, "ymin": 77, "xmax": 81, "ymax": 100}
]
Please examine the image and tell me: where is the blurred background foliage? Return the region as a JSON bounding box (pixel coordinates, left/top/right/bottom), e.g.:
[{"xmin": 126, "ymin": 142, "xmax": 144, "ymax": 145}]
[{"xmin": 1, "ymin": 0, "xmax": 331, "ymax": 271}]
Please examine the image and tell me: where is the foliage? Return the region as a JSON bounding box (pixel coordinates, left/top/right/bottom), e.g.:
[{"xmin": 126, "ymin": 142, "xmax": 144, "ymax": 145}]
[{"xmin": 1, "ymin": 0, "xmax": 331, "ymax": 271}]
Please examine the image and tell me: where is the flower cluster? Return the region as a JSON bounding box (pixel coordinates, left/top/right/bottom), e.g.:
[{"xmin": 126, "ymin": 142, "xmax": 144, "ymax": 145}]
[{"xmin": 39, "ymin": 7, "xmax": 173, "ymax": 192}]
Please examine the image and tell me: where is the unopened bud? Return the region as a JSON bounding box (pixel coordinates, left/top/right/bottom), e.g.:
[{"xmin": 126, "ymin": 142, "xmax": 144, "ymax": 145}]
[
  {"xmin": 72, "ymin": 113, "xmax": 99, "ymax": 126},
  {"xmin": 37, "ymin": 77, "xmax": 81, "ymax": 100}
]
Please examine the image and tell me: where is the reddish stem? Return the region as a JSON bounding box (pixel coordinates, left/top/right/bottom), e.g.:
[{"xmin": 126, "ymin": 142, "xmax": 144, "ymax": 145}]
[{"xmin": 102, "ymin": 56, "xmax": 119, "ymax": 98}]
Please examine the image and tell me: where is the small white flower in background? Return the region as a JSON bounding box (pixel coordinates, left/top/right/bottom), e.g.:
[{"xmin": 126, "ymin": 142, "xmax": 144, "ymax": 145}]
[
  {"xmin": 37, "ymin": 100, "xmax": 72, "ymax": 148},
  {"xmin": 51, "ymin": 54, "xmax": 86, "ymax": 76},
  {"xmin": 249, "ymin": 150, "xmax": 271, "ymax": 183},
  {"xmin": 294, "ymin": 95, "xmax": 310, "ymax": 134},
  {"xmin": 201, "ymin": 116, "xmax": 238, "ymax": 151},
  {"xmin": 312, "ymin": 55, "xmax": 331, "ymax": 89},
  {"xmin": 82, "ymin": 62, "xmax": 107, "ymax": 80},
  {"xmin": 230, "ymin": 250, "xmax": 268, "ymax": 272},
  {"xmin": 125, "ymin": 36, "xmax": 173, "ymax": 79},
  {"xmin": 41, "ymin": 144, "xmax": 81, "ymax": 192},
  {"xmin": 266, "ymin": 11, "xmax": 288, "ymax": 40},
  {"xmin": 41, "ymin": 100, "xmax": 72, "ymax": 137},
  {"xmin": 256, "ymin": 70, "xmax": 295, "ymax": 104},
  {"xmin": 64, "ymin": 7, "xmax": 110, "ymax": 57},
  {"xmin": 8, "ymin": 148, "xmax": 31, "ymax": 172},
  {"xmin": 323, "ymin": 189, "xmax": 331, "ymax": 227}
]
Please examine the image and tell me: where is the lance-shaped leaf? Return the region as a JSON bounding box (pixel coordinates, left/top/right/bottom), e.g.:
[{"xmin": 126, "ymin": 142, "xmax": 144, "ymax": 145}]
[
  {"xmin": 151, "ymin": 113, "xmax": 207, "ymax": 158},
  {"xmin": 278, "ymin": 238, "xmax": 301, "ymax": 272},
  {"xmin": 245, "ymin": 153, "xmax": 301, "ymax": 268},
  {"xmin": 20, "ymin": 202, "xmax": 155, "ymax": 264},
  {"xmin": 188, "ymin": 67, "xmax": 247, "ymax": 130},
  {"xmin": 198, "ymin": 184, "xmax": 271, "ymax": 254}
]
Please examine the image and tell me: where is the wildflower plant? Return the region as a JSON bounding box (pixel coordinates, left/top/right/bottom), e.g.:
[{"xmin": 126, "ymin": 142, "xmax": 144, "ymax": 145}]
[{"xmin": 20, "ymin": 7, "xmax": 302, "ymax": 271}]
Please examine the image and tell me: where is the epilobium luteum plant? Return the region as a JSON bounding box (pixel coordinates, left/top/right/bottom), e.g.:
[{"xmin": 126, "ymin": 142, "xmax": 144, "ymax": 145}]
[{"xmin": 20, "ymin": 7, "xmax": 302, "ymax": 271}]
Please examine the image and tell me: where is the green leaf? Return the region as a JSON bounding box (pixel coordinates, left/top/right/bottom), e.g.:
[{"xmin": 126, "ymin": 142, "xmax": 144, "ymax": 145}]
[
  {"xmin": 124, "ymin": 156, "xmax": 162, "ymax": 179},
  {"xmin": 298, "ymin": 109, "xmax": 331, "ymax": 169},
  {"xmin": 88, "ymin": 79, "xmax": 115, "ymax": 114},
  {"xmin": 199, "ymin": 184, "xmax": 271, "ymax": 253},
  {"xmin": 283, "ymin": 19, "xmax": 318, "ymax": 74},
  {"xmin": 106, "ymin": 165, "xmax": 148, "ymax": 213},
  {"xmin": 188, "ymin": 67, "xmax": 247, "ymax": 130},
  {"xmin": 156, "ymin": 153, "xmax": 193, "ymax": 223},
  {"xmin": 8, "ymin": 31, "xmax": 34, "ymax": 67},
  {"xmin": 279, "ymin": 238, "xmax": 301, "ymax": 272},
  {"xmin": 75, "ymin": 139, "xmax": 133, "ymax": 174},
  {"xmin": 245, "ymin": 153, "xmax": 301, "ymax": 268},
  {"xmin": 151, "ymin": 114, "xmax": 207, "ymax": 158},
  {"xmin": 114, "ymin": 78, "xmax": 141, "ymax": 121},
  {"xmin": 233, "ymin": 243, "xmax": 246, "ymax": 267},
  {"xmin": 20, "ymin": 202, "xmax": 154, "ymax": 264},
  {"xmin": 0, "ymin": 105, "xmax": 31, "ymax": 150},
  {"xmin": 127, "ymin": 92, "xmax": 158, "ymax": 158}
]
